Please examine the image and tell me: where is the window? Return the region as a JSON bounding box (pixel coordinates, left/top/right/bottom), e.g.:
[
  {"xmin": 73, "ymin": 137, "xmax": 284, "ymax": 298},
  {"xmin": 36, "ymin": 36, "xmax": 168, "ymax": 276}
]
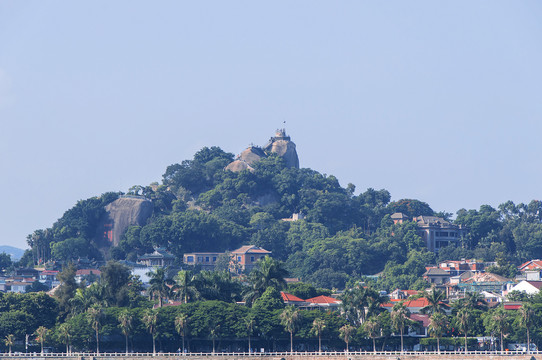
[
  {"xmin": 186, "ymin": 256, "xmax": 194, "ymax": 262},
  {"xmin": 205, "ymin": 257, "xmax": 210, "ymax": 262},
  {"xmin": 212, "ymin": 257, "xmax": 217, "ymax": 262},
  {"xmin": 198, "ymin": 257, "xmax": 203, "ymax": 262},
  {"xmin": 250, "ymin": 256, "xmax": 255, "ymax": 262},
  {"xmin": 237, "ymin": 256, "xmax": 242, "ymax": 262}
]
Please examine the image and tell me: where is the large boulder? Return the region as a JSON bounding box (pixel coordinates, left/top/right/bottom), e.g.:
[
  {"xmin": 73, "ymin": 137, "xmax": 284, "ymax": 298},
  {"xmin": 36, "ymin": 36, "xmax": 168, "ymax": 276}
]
[{"xmin": 98, "ymin": 196, "xmax": 153, "ymax": 246}]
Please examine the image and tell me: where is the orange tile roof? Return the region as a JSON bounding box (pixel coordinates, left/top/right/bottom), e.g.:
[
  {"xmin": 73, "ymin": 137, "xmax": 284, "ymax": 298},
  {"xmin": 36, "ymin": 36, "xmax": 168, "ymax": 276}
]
[
  {"xmin": 382, "ymin": 298, "xmax": 431, "ymax": 308},
  {"xmin": 231, "ymin": 245, "xmax": 272, "ymax": 254},
  {"xmin": 304, "ymin": 295, "xmax": 341, "ymax": 304},
  {"xmin": 280, "ymin": 291, "xmax": 305, "ymax": 302}
]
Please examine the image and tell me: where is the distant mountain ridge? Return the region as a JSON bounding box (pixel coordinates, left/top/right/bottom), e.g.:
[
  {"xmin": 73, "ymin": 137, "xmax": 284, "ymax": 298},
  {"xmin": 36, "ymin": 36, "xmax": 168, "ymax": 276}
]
[{"xmin": 0, "ymin": 245, "xmax": 25, "ymax": 260}]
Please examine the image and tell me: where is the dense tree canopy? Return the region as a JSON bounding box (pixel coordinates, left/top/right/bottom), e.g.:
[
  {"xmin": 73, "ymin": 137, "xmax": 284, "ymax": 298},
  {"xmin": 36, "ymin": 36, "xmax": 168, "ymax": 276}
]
[{"xmin": 24, "ymin": 145, "xmax": 542, "ymax": 291}]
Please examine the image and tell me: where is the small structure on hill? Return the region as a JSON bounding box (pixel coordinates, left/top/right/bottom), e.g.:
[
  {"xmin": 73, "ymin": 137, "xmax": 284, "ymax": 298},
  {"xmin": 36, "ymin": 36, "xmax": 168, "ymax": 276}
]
[{"xmin": 137, "ymin": 247, "xmax": 176, "ymax": 267}]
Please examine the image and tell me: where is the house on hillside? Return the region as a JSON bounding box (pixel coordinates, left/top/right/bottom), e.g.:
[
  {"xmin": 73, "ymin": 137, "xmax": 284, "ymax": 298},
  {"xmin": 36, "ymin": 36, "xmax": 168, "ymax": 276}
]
[
  {"xmin": 456, "ymin": 272, "xmax": 514, "ymax": 295},
  {"xmin": 303, "ymin": 295, "xmax": 342, "ymax": 310},
  {"xmin": 183, "ymin": 245, "xmax": 272, "ymax": 272},
  {"xmin": 381, "ymin": 298, "xmax": 451, "ymax": 315},
  {"xmin": 391, "ymin": 213, "xmax": 468, "ymax": 253},
  {"xmin": 231, "ymin": 245, "xmax": 272, "ymax": 271},
  {"xmin": 182, "ymin": 252, "xmax": 223, "ymax": 270},
  {"xmin": 390, "ymin": 289, "xmax": 418, "ymax": 300},
  {"xmin": 280, "ymin": 292, "xmax": 306, "ymax": 306},
  {"xmin": 423, "ymin": 268, "xmax": 451, "ymax": 285},
  {"xmin": 508, "ymin": 280, "xmax": 542, "ymax": 295}
]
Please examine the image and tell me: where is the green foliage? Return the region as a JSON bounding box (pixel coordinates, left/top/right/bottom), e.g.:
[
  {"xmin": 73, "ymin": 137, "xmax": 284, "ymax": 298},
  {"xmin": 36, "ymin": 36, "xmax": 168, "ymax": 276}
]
[
  {"xmin": 252, "ymin": 287, "xmax": 285, "ymax": 312},
  {"xmin": 387, "ymin": 199, "xmax": 434, "ymax": 218},
  {"xmin": 286, "ymin": 282, "xmax": 331, "ymax": 300}
]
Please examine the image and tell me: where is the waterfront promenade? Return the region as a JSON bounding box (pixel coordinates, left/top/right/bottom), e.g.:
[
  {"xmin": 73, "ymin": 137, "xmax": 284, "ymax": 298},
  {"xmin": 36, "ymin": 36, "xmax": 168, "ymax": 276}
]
[{"xmin": 0, "ymin": 351, "xmax": 539, "ymax": 360}]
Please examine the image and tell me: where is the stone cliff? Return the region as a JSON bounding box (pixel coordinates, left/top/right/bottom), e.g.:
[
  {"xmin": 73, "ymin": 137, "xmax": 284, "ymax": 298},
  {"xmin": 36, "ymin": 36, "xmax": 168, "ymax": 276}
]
[{"xmin": 97, "ymin": 196, "xmax": 153, "ymax": 247}]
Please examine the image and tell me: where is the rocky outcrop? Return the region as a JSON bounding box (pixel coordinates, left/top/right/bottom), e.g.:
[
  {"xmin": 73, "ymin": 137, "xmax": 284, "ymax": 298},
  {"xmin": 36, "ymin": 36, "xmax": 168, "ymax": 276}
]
[
  {"xmin": 224, "ymin": 146, "xmax": 266, "ymax": 172},
  {"xmin": 98, "ymin": 196, "xmax": 153, "ymax": 246},
  {"xmin": 226, "ymin": 129, "xmax": 299, "ymax": 172}
]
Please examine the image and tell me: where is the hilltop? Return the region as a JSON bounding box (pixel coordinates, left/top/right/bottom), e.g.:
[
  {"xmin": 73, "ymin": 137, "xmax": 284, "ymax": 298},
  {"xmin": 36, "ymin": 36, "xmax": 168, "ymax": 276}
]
[{"xmin": 22, "ymin": 130, "xmax": 542, "ymax": 290}]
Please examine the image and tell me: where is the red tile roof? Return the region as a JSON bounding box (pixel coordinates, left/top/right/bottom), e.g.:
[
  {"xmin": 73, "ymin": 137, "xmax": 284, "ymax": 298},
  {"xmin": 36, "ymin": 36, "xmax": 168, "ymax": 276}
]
[
  {"xmin": 304, "ymin": 295, "xmax": 341, "ymax": 304},
  {"xmin": 526, "ymin": 281, "xmax": 542, "ymax": 289},
  {"xmin": 280, "ymin": 292, "xmax": 305, "ymax": 303},
  {"xmin": 382, "ymin": 297, "xmax": 449, "ymax": 309},
  {"xmin": 231, "ymin": 245, "xmax": 272, "ymax": 254},
  {"xmin": 519, "ymin": 260, "xmax": 542, "ymax": 271},
  {"xmin": 410, "ymin": 314, "xmax": 431, "ymax": 327},
  {"xmin": 504, "ymin": 303, "xmax": 522, "ymax": 310}
]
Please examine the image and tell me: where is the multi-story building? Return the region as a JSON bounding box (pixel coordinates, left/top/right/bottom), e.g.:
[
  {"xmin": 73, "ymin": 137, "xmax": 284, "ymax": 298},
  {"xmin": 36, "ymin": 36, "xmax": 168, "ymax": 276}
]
[
  {"xmin": 391, "ymin": 213, "xmax": 468, "ymax": 253},
  {"xmin": 183, "ymin": 245, "xmax": 271, "ymax": 272},
  {"xmin": 182, "ymin": 252, "xmax": 223, "ymax": 270}
]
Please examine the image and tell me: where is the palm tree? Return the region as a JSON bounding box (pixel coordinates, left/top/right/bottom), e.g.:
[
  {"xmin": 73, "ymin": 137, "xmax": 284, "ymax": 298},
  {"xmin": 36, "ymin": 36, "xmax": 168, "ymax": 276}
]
[
  {"xmin": 391, "ymin": 302, "xmax": 410, "ymax": 353},
  {"xmin": 422, "ymin": 287, "xmax": 447, "ymax": 314},
  {"xmin": 87, "ymin": 305, "xmax": 103, "ymax": 354},
  {"xmin": 118, "ymin": 310, "xmax": 133, "ymax": 354},
  {"xmin": 464, "ymin": 291, "xmax": 488, "ymax": 311},
  {"xmin": 4, "ymin": 334, "xmax": 14, "ymax": 355},
  {"xmin": 490, "ymin": 307, "xmax": 509, "ymax": 353},
  {"xmin": 142, "ymin": 309, "xmax": 158, "ymax": 354},
  {"xmin": 456, "ymin": 308, "xmax": 471, "ymax": 354},
  {"xmin": 194, "ymin": 270, "xmax": 241, "ymax": 302},
  {"xmin": 174, "ymin": 270, "xmax": 200, "ymax": 304},
  {"xmin": 207, "ymin": 325, "xmax": 220, "ymax": 354},
  {"xmin": 34, "ymin": 326, "xmax": 48, "ymax": 355},
  {"xmin": 244, "ymin": 256, "xmax": 288, "ymax": 304},
  {"xmin": 311, "ymin": 318, "xmax": 326, "ymax": 354},
  {"xmin": 280, "ymin": 306, "xmax": 299, "ymax": 353},
  {"xmin": 519, "ymin": 303, "xmax": 534, "ymax": 354},
  {"xmin": 363, "ymin": 317, "xmax": 380, "ymax": 353},
  {"xmin": 244, "ymin": 314, "xmax": 255, "ymax": 354},
  {"xmin": 340, "ymin": 286, "xmax": 368, "ymax": 325},
  {"xmin": 175, "ymin": 313, "xmax": 189, "ymax": 354},
  {"xmin": 147, "ymin": 267, "xmax": 174, "ymax": 307},
  {"xmin": 339, "ymin": 324, "xmax": 355, "ymax": 353},
  {"xmin": 58, "ymin": 323, "xmax": 72, "ymax": 354},
  {"xmin": 428, "ymin": 312, "xmax": 448, "ymax": 354}
]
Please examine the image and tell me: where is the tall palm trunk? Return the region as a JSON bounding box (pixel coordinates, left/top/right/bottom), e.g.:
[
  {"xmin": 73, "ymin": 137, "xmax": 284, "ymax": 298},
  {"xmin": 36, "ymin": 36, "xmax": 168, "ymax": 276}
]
[
  {"xmin": 437, "ymin": 336, "xmax": 440, "ymax": 354},
  {"xmin": 248, "ymin": 334, "xmax": 251, "ymax": 354},
  {"xmin": 318, "ymin": 334, "xmax": 321, "ymax": 354},
  {"xmin": 527, "ymin": 328, "xmax": 530, "ymax": 354},
  {"xmin": 372, "ymin": 338, "xmax": 376, "ymax": 353},
  {"xmin": 152, "ymin": 336, "xmax": 156, "ymax": 354},
  {"xmin": 464, "ymin": 333, "xmax": 468, "ymax": 355},
  {"xmin": 290, "ymin": 331, "xmax": 293, "ymax": 353},
  {"xmin": 125, "ymin": 334, "xmax": 129, "ymax": 354},
  {"xmin": 95, "ymin": 328, "xmax": 100, "ymax": 354},
  {"xmin": 400, "ymin": 328, "xmax": 404, "ymax": 353}
]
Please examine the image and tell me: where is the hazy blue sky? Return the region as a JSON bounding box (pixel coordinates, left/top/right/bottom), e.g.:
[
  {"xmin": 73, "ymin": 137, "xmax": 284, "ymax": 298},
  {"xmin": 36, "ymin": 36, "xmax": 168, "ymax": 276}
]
[{"xmin": 1, "ymin": 1, "xmax": 541, "ymax": 249}]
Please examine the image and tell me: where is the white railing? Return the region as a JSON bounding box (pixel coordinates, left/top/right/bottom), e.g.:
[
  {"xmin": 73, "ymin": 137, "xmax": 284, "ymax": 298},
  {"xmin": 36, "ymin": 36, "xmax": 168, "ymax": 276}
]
[{"xmin": 2, "ymin": 350, "xmax": 541, "ymax": 357}]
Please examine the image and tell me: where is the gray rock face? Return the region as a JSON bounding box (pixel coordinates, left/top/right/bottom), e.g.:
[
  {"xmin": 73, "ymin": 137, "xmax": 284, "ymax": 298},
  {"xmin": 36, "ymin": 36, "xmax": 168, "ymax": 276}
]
[
  {"xmin": 265, "ymin": 139, "xmax": 299, "ymax": 168},
  {"xmin": 226, "ymin": 129, "xmax": 299, "ymax": 172},
  {"xmin": 99, "ymin": 196, "xmax": 153, "ymax": 246},
  {"xmin": 224, "ymin": 146, "xmax": 266, "ymax": 172}
]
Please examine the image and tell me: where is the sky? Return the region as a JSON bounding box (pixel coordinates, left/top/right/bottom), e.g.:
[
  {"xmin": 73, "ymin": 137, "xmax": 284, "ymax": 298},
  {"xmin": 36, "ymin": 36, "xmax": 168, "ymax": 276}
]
[{"xmin": 1, "ymin": 1, "xmax": 541, "ymax": 249}]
